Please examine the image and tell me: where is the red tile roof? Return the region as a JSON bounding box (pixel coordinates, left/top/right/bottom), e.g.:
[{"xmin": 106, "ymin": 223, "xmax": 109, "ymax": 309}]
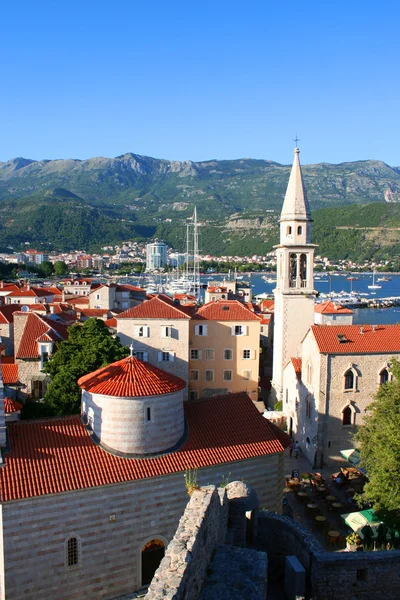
[
  {"xmin": 290, "ymin": 357, "xmax": 302, "ymax": 379},
  {"xmin": 1, "ymin": 364, "xmax": 18, "ymax": 384},
  {"xmin": 314, "ymin": 301, "xmax": 353, "ymax": 315},
  {"xmin": 311, "ymin": 324, "xmax": 400, "ymax": 354},
  {"xmin": 6, "ymin": 287, "xmax": 54, "ymax": 298},
  {"xmin": 66, "ymin": 296, "xmax": 90, "ymax": 305},
  {"xmin": 260, "ymin": 299, "xmax": 274, "ymax": 313},
  {"xmin": 3, "ymin": 397, "xmax": 23, "ymax": 413},
  {"xmin": 207, "ymin": 286, "xmax": 228, "ymax": 293},
  {"xmin": 78, "ymin": 356, "xmax": 186, "ymax": 397},
  {"xmin": 104, "ymin": 317, "xmax": 117, "ymax": 328},
  {"xmin": 117, "ymin": 294, "xmax": 191, "ymax": 320},
  {"xmin": 194, "ymin": 300, "xmax": 260, "ymax": 321},
  {"xmin": 0, "ymin": 392, "xmax": 287, "ymax": 501},
  {"xmin": 16, "ymin": 313, "xmax": 68, "ymax": 359},
  {"xmin": 0, "ymin": 305, "xmax": 23, "ymax": 324},
  {"xmin": 80, "ymin": 309, "xmax": 110, "ymax": 318},
  {"xmin": 1, "ymin": 356, "xmax": 14, "ymax": 364}
]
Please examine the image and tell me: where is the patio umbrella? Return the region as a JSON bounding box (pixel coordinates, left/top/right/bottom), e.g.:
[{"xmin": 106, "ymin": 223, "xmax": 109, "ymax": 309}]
[
  {"xmin": 341, "ymin": 509, "xmax": 382, "ymax": 539},
  {"xmin": 340, "ymin": 448, "xmax": 361, "ymax": 465}
]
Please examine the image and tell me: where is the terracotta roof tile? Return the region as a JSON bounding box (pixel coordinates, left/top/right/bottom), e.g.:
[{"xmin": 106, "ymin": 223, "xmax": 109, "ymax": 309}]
[
  {"xmin": 104, "ymin": 317, "xmax": 117, "ymax": 328},
  {"xmin": 260, "ymin": 299, "xmax": 274, "ymax": 313},
  {"xmin": 314, "ymin": 301, "xmax": 353, "ymax": 315},
  {"xmin": 290, "ymin": 357, "xmax": 302, "ymax": 379},
  {"xmin": 3, "ymin": 397, "xmax": 23, "ymax": 413},
  {"xmin": 0, "ymin": 392, "xmax": 286, "ymax": 501},
  {"xmin": 0, "ymin": 305, "xmax": 23, "ymax": 324},
  {"xmin": 117, "ymin": 294, "xmax": 191, "ymax": 320},
  {"xmin": 1, "ymin": 364, "xmax": 19, "ymax": 384},
  {"xmin": 1, "ymin": 356, "xmax": 14, "ymax": 364},
  {"xmin": 16, "ymin": 313, "xmax": 68, "ymax": 359},
  {"xmin": 311, "ymin": 324, "xmax": 400, "ymax": 354},
  {"xmin": 194, "ymin": 300, "xmax": 260, "ymax": 321},
  {"xmin": 78, "ymin": 356, "xmax": 186, "ymax": 397},
  {"xmin": 6, "ymin": 287, "xmax": 54, "ymax": 298},
  {"xmin": 207, "ymin": 286, "xmax": 228, "ymax": 293}
]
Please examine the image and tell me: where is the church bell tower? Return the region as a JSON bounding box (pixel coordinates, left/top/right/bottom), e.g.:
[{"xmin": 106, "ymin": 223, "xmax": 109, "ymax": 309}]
[{"xmin": 270, "ymin": 146, "xmax": 317, "ymax": 403}]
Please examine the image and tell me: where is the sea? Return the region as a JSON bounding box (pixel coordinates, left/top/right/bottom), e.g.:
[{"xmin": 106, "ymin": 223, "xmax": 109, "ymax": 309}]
[{"xmin": 122, "ymin": 272, "xmax": 400, "ymax": 326}]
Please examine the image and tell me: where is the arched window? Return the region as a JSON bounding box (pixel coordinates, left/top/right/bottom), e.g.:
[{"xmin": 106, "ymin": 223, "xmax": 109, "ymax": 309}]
[
  {"xmin": 344, "ymin": 369, "xmax": 354, "ymax": 390},
  {"xmin": 300, "ymin": 254, "xmax": 307, "ymax": 284},
  {"xmin": 297, "ymin": 226, "xmax": 302, "ymax": 235},
  {"xmin": 342, "ymin": 405, "xmax": 352, "ymax": 426},
  {"xmin": 66, "ymin": 536, "xmax": 80, "ymax": 569},
  {"xmin": 379, "ymin": 368, "xmax": 389, "ymax": 385},
  {"xmin": 289, "ymin": 253, "xmax": 297, "ymax": 286},
  {"xmin": 287, "ymin": 226, "xmax": 292, "ymax": 235},
  {"xmin": 307, "ymin": 361, "xmax": 312, "ymax": 384},
  {"xmin": 306, "ymin": 396, "xmax": 312, "ymax": 419}
]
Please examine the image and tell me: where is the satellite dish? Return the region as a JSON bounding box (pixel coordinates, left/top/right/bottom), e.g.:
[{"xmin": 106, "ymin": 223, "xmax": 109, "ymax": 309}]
[{"xmin": 21, "ymin": 305, "xmax": 30, "ymax": 312}]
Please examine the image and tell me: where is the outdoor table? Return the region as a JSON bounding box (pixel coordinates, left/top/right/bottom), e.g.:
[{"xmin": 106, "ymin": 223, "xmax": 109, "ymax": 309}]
[
  {"xmin": 327, "ymin": 530, "xmax": 341, "ymax": 546},
  {"xmin": 315, "ymin": 515, "xmax": 327, "ymax": 531},
  {"xmin": 306, "ymin": 503, "xmax": 318, "ymax": 515},
  {"xmin": 316, "ymin": 486, "xmax": 327, "ymax": 496},
  {"xmin": 297, "ymin": 491, "xmax": 308, "ymax": 503},
  {"xmin": 326, "ymin": 495, "xmax": 336, "ymax": 504},
  {"xmin": 332, "ymin": 502, "xmax": 343, "ymax": 511}
]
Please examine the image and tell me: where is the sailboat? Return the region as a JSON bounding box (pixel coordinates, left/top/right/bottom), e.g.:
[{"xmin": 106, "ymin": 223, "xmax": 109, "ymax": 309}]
[{"xmin": 368, "ymin": 271, "xmax": 382, "ymax": 290}]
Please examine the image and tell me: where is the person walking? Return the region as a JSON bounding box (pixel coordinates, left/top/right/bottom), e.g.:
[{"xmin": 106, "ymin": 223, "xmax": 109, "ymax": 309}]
[
  {"xmin": 289, "ymin": 441, "xmax": 294, "ymax": 458},
  {"xmin": 294, "ymin": 441, "xmax": 299, "ymax": 459}
]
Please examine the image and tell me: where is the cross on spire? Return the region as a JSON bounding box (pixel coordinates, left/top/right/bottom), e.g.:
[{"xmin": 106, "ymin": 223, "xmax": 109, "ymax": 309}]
[
  {"xmin": 293, "ymin": 134, "xmax": 300, "ymax": 147},
  {"xmin": 129, "ymin": 342, "xmax": 135, "ymax": 357}
]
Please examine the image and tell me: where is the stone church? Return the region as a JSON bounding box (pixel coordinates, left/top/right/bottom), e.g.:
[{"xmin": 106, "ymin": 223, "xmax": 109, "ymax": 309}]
[{"xmin": 0, "ymin": 349, "xmax": 288, "ymax": 599}]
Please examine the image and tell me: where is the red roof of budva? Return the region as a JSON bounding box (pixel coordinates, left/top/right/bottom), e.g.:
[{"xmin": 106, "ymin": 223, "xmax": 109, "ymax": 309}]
[
  {"xmin": 0, "ymin": 392, "xmax": 287, "ymax": 501},
  {"xmin": 3, "ymin": 397, "xmax": 23, "ymax": 413},
  {"xmin": 117, "ymin": 294, "xmax": 191, "ymax": 319},
  {"xmin": 77, "ymin": 356, "xmax": 186, "ymax": 397},
  {"xmin": 311, "ymin": 324, "xmax": 400, "ymax": 354},
  {"xmin": 193, "ymin": 300, "xmax": 260, "ymax": 321}
]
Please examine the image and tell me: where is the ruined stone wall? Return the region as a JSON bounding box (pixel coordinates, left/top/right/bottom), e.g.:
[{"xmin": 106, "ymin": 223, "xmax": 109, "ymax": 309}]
[
  {"xmin": 258, "ymin": 512, "xmax": 400, "ymax": 600},
  {"xmin": 144, "ymin": 486, "xmax": 228, "ymax": 600}
]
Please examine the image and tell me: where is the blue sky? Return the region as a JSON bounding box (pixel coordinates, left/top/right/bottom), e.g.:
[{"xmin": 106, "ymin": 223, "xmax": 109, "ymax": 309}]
[{"xmin": 1, "ymin": 1, "xmax": 399, "ymax": 165}]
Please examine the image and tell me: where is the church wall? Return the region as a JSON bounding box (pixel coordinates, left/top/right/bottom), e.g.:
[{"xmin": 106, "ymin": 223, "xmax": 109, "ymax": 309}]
[
  {"xmin": 319, "ymin": 351, "xmax": 400, "ymax": 465},
  {"xmin": 117, "ymin": 318, "xmax": 189, "ymax": 400},
  {"xmin": 0, "ymin": 453, "xmax": 283, "ymax": 600},
  {"xmin": 82, "ymin": 389, "xmax": 185, "ymax": 455}
]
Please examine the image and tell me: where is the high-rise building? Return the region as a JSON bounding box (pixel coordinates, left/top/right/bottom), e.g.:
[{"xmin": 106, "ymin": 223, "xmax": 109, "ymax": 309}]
[{"xmin": 145, "ymin": 242, "xmax": 168, "ymax": 271}]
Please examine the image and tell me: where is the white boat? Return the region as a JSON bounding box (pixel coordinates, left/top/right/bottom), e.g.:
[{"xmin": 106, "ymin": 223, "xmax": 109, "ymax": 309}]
[{"xmin": 368, "ymin": 271, "xmax": 382, "ymax": 290}]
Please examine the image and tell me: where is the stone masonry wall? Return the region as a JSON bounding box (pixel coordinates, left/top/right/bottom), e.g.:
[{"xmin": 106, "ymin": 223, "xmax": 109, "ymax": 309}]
[
  {"xmin": 144, "ymin": 487, "xmax": 228, "ymax": 600},
  {"xmin": 0, "ymin": 454, "xmax": 281, "ymax": 600},
  {"xmin": 258, "ymin": 512, "xmax": 400, "ymax": 600}
]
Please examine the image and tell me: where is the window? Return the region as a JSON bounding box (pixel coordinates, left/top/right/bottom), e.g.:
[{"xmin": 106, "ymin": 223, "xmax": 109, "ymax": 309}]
[
  {"xmin": 189, "ymin": 390, "xmax": 199, "ymax": 401},
  {"xmin": 158, "ymin": 351, "xmax": 175, "ymax": 362},
  {"xmin": 205, "ymin": 348, "xmax": 214, "ymax": 360},
  {"xmin": 223, "ymin": 370, "xmax": 232, "ymax": 381},
  {"xmin": 242, "ymin": 349, "xmax": 251, "ymax": 360},
  {"xmin": 287, "ymin": 226, "xmax": 292, "ymax": 235},
  {"xmin": 146, "ymin": 407, "xmax": 151, "ymax": 421},
  {"xmin": 136, "ymin": 325, "xmax": 149, "ymax": 338},
  {"xmin": 242, "ymin": 370, "xmax": 251, "ymax": 380},
  {"xmin": 285, "ymin": 389, "xmax": 288, "ymax": 404},
  {"xmin": 297, "ymin": 226, "xmax": 302, "ymax": 235},
  {"xmin": 306, "ymin": 395, "xmax": 312, "ymax": 419},
  {"xmin": 307, "ymin": 362, "xmax": 312, "ymax": 384},
  {"xmin": 342, "ymin": 405, "xmax": 352, "ymax": 426},
  {"xmin": 161, "ymin": 326, "xmax": 172, "ymax": 338},
  {"xmin": 379, "ymin": 368, "xmax": 389, "ymax": 385},
  {"xmin": 190, "ymin": 370, "xmax": 199, "ymax": 381},
  {"xmin": 223, "ymin": 349, "xmax": 233, "ymax": 360},
  {"xmin": 344, "ymin": 369, "xmax": 354, "ymax": 390},
  {"xmin": 136, "ymin": 351, "xmax": 149, "ymax": 362},
  {"xmin": 190, "ymin": 349, "xmax": 202, "ymax": 360},
  {"xmin": 194, "ymin": 324, "xmax": 208, "ymax": 336},
  {"xmin": 96, "ymin": 294, "xmax": 100, "ymax": 300},
  {"xmin": 66, "ymin": 537, "xmax": 80, "ymax": 569},
  {"xmin": 205, "ymin": 370, "xmax": 214, "ymax": 382},
  {"xmin": 232, "ymin": 325, "xmax": 246, "ymax": 336}
]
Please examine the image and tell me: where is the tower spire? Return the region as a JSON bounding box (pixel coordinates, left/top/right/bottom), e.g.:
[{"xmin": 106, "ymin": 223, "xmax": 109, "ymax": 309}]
[{"xmin": 280, "ymin": 146, "xmax": 311, "ymax": 222}]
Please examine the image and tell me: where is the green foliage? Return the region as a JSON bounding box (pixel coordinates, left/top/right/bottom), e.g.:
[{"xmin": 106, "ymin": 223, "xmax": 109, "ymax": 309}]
[
  {"xmin": 355, "ymin": 359, "xmax": 400, "ymax": 528},
  {"xmin": 274, "ymin": 400, "xmax": 283, "ymax": 411},
  {"xmin": 184, "ymin": 468, "xmax": 199, "ymax": 495},
  {"xmin": 54, "ymin": 260, "xmax": 69, "ymax": 276},
  {"xmin": 42, "ymin": 319, "xmax": 129, "ymax": 416}
]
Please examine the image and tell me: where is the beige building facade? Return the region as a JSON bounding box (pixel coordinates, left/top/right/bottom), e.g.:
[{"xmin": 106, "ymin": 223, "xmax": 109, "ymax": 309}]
[{"xmin": 189, "ymin": 300, "xmax": 261, "ymax": 404}]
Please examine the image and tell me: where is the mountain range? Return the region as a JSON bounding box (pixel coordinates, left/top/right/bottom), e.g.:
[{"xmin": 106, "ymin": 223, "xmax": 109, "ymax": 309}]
[{"xmin": 1, "ymin": 153, "xmax": 400, "ymax": 260}]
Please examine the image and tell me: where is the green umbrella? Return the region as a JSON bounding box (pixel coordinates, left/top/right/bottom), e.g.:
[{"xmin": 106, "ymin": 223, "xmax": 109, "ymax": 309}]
[
  {"xmin": 341, "ymin": 509, "xmax": 382, "ymax": 539},
  {"xmin": 340, "ymin": 448, "xmax": 361, "ymax": 465}
]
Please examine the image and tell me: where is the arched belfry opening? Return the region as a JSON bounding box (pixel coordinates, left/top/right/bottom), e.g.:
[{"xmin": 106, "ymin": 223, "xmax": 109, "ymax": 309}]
[
  {"xmin": 300, "ymin": 253, "xmax": 307, "ymax": 285},
  {"xmin": 141, "ymin": 539, "xmax": 165, "ymax": 585}
]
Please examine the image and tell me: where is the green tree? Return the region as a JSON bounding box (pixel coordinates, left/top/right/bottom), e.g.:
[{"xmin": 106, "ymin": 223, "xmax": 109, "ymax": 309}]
[
  {"xmin": 43, "ymin": 319, "xmax": 129, "ymax": 416},
  {"xmin": 37, "ymin": 261, "xmax": 54, "ymax": 278},
  {"xmin": 54, "ymin": 260, "xmax": 69, "ymax": 276},
  {"xmin": 355, "ymin": 359, "xmax": 400, "ymax": 528}
]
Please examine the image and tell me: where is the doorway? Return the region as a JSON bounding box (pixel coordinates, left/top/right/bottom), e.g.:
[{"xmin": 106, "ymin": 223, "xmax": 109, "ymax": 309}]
[{"xmin": 141, "ymin": 539, "xmax": 165, "ymax": 586}]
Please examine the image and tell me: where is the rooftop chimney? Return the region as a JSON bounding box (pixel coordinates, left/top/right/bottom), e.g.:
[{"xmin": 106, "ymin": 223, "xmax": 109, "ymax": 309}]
[{"xmin": 360, "ymin": 327, "xmax": 364, "ymax": 334}]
